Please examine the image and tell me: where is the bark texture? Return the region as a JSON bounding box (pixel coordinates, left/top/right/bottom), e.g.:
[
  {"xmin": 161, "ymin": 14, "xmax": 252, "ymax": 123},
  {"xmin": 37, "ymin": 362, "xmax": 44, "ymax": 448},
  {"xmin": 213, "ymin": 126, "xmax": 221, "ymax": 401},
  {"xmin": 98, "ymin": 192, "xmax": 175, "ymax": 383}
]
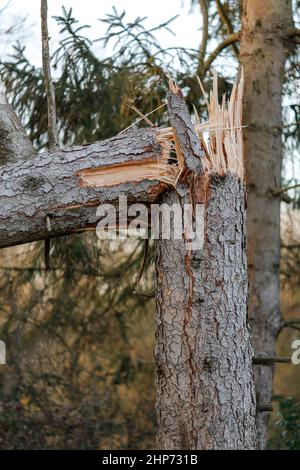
[
  {"xmin": 0, "ymin": 128, "xmax": 168, "ymax": 247},
  {"xmin": 240, "ymin": 0, "xmax": 294, "ymax": 448},
  {"xmin": 41, "ymin": 0, "xmax": 59, "ymax": 150},
  {"xmin": 0, "ymin": 89, "xmax": 34, "ymax": 165},
  {"xmin": 0, "ymin": 78, "xmax": 257, "ymax": 449},
  {"xmin": 155, "ymin": 174, "xmax": 257, "ymax": 450}
]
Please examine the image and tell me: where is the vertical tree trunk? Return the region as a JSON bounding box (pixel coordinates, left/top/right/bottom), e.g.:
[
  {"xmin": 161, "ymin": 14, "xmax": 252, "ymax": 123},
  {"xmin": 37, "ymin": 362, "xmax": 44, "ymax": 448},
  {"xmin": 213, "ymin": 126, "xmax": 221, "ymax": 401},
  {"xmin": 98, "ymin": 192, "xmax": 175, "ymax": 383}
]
[
  {"xmin": 240, "ymin": 0, "xmax": 293, "ymax": 449},
  {"xmin": 0, "ymin": 87, "xmax": 34, "ymax": 165},
  {"xmin": 155, "ymin": 173, "xmax": 257, "ymax": 449}
]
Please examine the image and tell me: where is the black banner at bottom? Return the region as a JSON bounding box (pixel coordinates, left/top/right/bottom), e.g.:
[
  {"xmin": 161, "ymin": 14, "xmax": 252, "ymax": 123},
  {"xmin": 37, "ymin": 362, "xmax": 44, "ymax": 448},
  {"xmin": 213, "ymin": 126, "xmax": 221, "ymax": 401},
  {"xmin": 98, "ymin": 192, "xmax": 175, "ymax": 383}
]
[{"xmin": 0, "ymin": 449, "xmax": 290, "ymax": 465}]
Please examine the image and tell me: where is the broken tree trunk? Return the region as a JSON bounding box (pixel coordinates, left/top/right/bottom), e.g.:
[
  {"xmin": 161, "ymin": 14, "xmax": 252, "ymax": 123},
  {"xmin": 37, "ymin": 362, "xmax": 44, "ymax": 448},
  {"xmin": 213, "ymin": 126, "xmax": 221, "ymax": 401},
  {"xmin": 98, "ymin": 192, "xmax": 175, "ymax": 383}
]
[{"xmin": 155, "ymin": 82, "xmax": 257, "ymax": 450}]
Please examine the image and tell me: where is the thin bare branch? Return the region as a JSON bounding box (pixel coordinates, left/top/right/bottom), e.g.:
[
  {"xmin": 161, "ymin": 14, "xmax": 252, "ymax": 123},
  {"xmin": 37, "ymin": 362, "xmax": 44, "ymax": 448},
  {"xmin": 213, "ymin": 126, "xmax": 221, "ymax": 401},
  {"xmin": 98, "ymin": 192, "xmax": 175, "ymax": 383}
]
[
  {"xmin": 288, "ymin": 28, "xmax": 300, "ymax": 38},
  {"xmin": 127, "ymin": 103, "xmax": 155, "ymax": 127},
  {"xmin": 198, "ymin": 0, "xmax": 209, "ymax": 74},
  {"xmin": 203, "ymin": 31, "xmax": 241, "ymax": 76},
  {"xmin": 283, "ymin": 319, "xmax": 300, "ymax": 332},
  {"xmin": 41, "ymin": 0, "xmax": 58, "ymax": 151},
  {"xmin": 0, "ymin": 82, "xmax": 35, "ymax": 164},
  {"xmin": 257, "ymin": 404, "xmax": 273, "ymax": 412},
  {"xmin": 215, "ymin": 0, "xmax": 239, "ymax": 58},
  {"xmin": 119, "ymin": 103, "xmax": 166, "ymax": 135}
]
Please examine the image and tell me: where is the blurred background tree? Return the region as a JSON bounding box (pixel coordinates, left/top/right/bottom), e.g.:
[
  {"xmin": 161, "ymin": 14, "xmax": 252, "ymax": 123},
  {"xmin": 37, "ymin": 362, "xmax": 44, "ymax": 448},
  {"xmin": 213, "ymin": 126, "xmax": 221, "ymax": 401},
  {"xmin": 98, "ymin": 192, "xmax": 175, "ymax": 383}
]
[{"xmin": 0, "ymin": 1, "xmax": 299, "ymax": 449}]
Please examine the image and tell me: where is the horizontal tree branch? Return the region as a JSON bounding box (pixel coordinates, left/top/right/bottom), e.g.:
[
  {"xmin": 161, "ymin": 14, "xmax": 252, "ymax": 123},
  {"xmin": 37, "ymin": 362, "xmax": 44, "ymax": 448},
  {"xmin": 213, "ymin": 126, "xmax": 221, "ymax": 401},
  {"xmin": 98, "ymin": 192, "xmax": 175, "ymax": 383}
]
[
  {"xmin": 0, "ymin": 266, "xmax": 106, "ymax": 278},
  {"xmin": 284, "ymin": 319, "xmax": 300, "ymax": 324},
  {"xmin": 41, "ymin": 0, "xmax": 59, "ymax": 151},
  {"xmin": 273, "ymin": 183, "xmax": 300, "ymax": 195},
  {"xmin": 283, "ymin": 319, "xmax": 300, "ymax": 331},
  {"xmin": 257, "ymin": 404, "xmax": 273, "ymax": 413},
  {"xmin": 215, "ymin": 0, "xmax": 240, "ymax": 58},
  {"xmin": 253, "ymin": 356, "xmax": 291, "ymax": 366},
  {"xmin": 0, "ymin": 84, "xmax": 35, "ymax": 165},
  {"xmin": 198, "ymin": 0, "xmax": 209, "ymax": 72},
  {"xmin": 281, "ymin": 244, "xmax": 300, "ymax": 249},
  {"xmin": 0, "ymin": 127, "xmax": 173, "ymax": 248}
]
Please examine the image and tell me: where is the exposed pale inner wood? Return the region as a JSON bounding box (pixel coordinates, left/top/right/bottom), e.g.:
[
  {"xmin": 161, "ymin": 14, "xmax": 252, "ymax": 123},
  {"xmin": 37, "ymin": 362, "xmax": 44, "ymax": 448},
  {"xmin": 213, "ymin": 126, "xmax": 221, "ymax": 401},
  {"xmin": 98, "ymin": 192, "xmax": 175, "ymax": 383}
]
[{"xmin": 78, "ymin": 157, "xmax": 178, "ymax": 187}]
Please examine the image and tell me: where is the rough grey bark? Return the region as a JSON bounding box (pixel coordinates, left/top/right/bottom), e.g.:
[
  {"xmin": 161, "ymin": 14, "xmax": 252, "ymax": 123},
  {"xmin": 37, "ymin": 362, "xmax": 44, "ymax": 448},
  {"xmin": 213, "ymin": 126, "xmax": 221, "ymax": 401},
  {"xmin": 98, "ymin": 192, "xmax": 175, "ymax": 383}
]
[
  {"xmin": 0, "ymin": 88, "xmax": 34, "ymax": 165},
  {"xmin": 240, "ymin": 0, "xmax": 294, "ymax": 449},
  {"xmin": 0, "ymin": 128, "xmax": 167, "ymax": 247},
  {"xmin": 155, "ymin": 174, "xmax": 257, "ymax": 450},
  {"xmin": 154, "ymin": 90, "xmax": 257, "ymax": 450},
  {"xmin": 167, "ymin": 90, "xmax": 204, "ymax": 176},
  {"xmin": 0, "ymin": 79, "xmax": 257, "ymax": 448}
]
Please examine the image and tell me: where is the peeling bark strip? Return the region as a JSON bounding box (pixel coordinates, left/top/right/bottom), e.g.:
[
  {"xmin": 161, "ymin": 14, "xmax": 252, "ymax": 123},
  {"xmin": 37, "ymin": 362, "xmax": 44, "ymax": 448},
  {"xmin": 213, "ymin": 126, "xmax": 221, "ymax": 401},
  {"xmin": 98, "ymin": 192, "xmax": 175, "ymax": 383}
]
[
  {"xmin": 155, "ymin": 175, "xmax": 257, "ymax": 449},
  {"xmin": 166, "ymin": 90, "xmax": 204, "ymax": 176},
  {"xmin": 0, "ymin": 128, "xmax": 170, "ymax": 248}
]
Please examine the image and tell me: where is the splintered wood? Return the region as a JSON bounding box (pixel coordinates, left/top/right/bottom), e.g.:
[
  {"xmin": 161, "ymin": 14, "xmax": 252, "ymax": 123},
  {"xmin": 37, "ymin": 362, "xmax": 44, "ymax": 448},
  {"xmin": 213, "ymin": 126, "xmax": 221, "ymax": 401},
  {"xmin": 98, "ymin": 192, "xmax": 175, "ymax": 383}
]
[
  {"xmin": 78, "ymin": 72, "xmax": 244, "ymax": 189},
  {"xmin": 78, "ymin": 132, "xmax": 178, "ymax": 188},
  {"xmin": 195, "ymin": 70, "xmax": 244, "ymax": 178}
]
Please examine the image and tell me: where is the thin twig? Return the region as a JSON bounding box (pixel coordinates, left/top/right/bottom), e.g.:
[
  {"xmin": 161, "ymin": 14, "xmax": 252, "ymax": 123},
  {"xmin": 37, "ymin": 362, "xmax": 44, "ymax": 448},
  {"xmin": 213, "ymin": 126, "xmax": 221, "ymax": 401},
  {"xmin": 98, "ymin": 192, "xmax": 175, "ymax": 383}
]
[
  {"xmin": 127, "ymin": 104, "xmax": 155, "ymax": 127},
  {"xmin": 41, "ymin": 0, "xmax": 59, "ymax": 151},
  {"xmin": 119, "ymin": 103, "xmax": 166, "ymax": 135},
  {"xmin": 253, "ymin": 356, "xmax": 291, "ymax": 366},
  {"xmin": 287, "ymin": 28, "xmax": 300, "ymax": 38},
  {"xmin": 257, "ymin": 404, "xmax": 273, "ymax": 412},
  {"xmin": 136, "ymin": 239, "xmax": 149, "ymax": 285}
]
